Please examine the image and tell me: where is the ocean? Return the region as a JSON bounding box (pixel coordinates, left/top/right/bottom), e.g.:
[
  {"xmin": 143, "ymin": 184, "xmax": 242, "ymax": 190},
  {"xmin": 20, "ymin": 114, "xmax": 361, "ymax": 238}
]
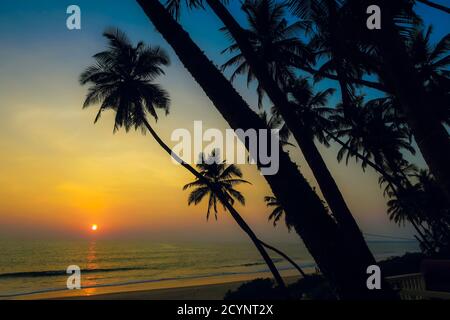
[{"xmin": 0, "ymin": 240, "xmax": 419, "ymax": 298}]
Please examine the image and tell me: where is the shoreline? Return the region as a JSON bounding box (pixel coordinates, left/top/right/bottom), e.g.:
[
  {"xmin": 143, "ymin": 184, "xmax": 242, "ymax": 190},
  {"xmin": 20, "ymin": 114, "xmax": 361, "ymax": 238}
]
[{"xmin": 9, "ymin": 269, "xmax": 307, "ymax": 300}]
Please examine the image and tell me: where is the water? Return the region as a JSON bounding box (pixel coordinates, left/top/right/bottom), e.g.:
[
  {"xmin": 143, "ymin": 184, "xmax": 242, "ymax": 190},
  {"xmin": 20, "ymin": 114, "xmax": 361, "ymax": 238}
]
[{"xmin": 0, "ymin": 240, "xmax": 419, "ymax": 298}]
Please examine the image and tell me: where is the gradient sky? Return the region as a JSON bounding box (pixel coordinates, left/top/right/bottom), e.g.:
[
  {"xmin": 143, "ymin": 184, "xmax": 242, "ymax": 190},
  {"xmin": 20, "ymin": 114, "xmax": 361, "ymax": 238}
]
[{"xmin": 0, "ymin": 0, "xmax": 448, "ymax": 242}]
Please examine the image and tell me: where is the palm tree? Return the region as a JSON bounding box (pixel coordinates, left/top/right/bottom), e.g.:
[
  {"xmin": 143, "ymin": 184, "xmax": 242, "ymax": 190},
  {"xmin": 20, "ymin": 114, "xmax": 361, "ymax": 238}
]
[
  {"xmin": 386, "ymin": 169, "xmax": 450, "ymax": 254},
  {"xmin": 328, "ymin": 96, "xmax": 439, "ymax": 248},
  {"xmin": 343, "ymin": 0, "xmax": 450, "ymax": 202},
  {"xmin": 217, "ymin": 1, "xmax": 379, "ymax": 283},
  {"xmin": 80, "ymin": 28, "xmax": 292, "ymax": 289},
  {"xmin": 286, "ymin": 0, "xmax": 450, "ymax": 202},
  {"xmin": 183, "ymin": 150, "xmax": 287, "ymax": 288},
  {"xmin": 221, "ymin": 0, "xmax": 310, "ymax": 107},
  {"xmin": 183, "ymin": 150, "xmax": 250, "ymax": 221},
  {"xmin": 184, "ymin": 150, "xmax": 306, "ymax": 280},
  {"xmin": 136, "ymin": 0, "xmax": 398, "ymax": 299},
  {"xmin": 137, "ymin": 0, "xmax": 400, "ymax": 299}
]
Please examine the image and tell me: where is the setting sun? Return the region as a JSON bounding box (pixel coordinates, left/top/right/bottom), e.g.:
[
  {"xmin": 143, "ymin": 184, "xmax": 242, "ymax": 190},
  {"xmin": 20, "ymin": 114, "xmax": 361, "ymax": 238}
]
[{"xmin": 91, "ymin": 224, "xmax": 98, "ymax": 231}]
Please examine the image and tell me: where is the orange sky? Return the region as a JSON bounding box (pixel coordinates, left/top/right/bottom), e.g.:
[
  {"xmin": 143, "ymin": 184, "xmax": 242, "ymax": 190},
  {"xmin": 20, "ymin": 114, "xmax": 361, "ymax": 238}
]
[{"xmin": 0, "ymin": 0, "xmax": 427, "ymax": 242}]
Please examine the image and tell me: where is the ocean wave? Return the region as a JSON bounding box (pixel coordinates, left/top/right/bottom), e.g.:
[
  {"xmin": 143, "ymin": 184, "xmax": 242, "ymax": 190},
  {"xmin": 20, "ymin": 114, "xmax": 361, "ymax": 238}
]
[
  {"xmin": 218, "ymin": 258, "xmax": 284, "ymax": 269},
  {"xmin": 0, "ymin": 267, "xmax": 146, "ymax": 279}
]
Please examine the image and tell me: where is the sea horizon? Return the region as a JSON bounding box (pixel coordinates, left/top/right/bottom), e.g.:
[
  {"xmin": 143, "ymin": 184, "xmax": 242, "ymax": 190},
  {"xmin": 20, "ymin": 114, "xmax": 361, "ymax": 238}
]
[{"xmin": 0, "ymin": 239, "xmax": 420, "ymax": 298}]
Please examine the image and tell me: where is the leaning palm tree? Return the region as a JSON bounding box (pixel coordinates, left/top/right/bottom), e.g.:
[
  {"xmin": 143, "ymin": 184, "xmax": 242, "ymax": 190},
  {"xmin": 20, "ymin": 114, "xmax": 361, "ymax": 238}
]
[
  {"xmin": 80, "ymin": 28, "xmax": 289, "ymax": 289},
  {"xmin": 221, "ymin": 0, "xmax": 310, "ymax": 107},
  {"xmin": 183, "ymin": 150, "xmax": 250, "ymax": 221},
  {"xmin": 184, "ymin": 150, "xmax": 306, "ymax": 279},
  {"xmin": 218, "ymin": 2, "xmax": 378, "ymax": 282},
  {"xmin": 136, "ymin": 0, "xmax": 398, "ymax": 299},
  {"xmin": 182, "ymin": 150, "xmax": 287, "ymax": 287}
]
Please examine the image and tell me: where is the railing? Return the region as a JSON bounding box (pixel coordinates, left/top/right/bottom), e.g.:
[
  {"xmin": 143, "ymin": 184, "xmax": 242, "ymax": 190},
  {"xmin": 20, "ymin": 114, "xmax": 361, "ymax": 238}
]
[{"xmin": 386, "ymin": 273, "xmax": 450, "ymax": 300}]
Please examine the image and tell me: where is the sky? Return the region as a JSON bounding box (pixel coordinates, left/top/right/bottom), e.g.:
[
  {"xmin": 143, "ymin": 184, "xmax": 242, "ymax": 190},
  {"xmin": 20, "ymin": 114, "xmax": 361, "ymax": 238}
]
[{"xmin": 0, "ymin": 0, "xmax": 448, "ymax": 242}]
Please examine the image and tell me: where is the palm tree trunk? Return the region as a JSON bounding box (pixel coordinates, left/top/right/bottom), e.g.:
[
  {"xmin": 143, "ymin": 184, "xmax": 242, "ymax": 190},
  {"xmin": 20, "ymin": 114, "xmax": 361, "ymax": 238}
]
[
  {"xmin": 141, "ymin": 118, "xmax": 286, "ymax": 288},
  {"xmin": 137, "ymin": 0, "xmax": 397, "ymax": 299},
  {"xmin": 260, "ymin": 240, "xmax": 307, "ymax": 277},
  {"xmin": 417, "ymin": 0, "xmax": 450, "ymax": 14}
]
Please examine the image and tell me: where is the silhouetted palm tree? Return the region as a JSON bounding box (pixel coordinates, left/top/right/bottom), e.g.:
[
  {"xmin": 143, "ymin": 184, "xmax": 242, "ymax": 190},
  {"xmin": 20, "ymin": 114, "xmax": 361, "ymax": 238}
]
[
  {"xmin": 221, "ymin": 0, "xmax": 310, "ymax": 107},
  {"xmin": 79, "ymin": 28, "xmax": 170, "ymax": 128},
  {"xmin": 184, "ymin": 150, "xmax": 306, "ymax": 280},
  {"xmin": 386, "ymin": 169, "xmax": 450, "ymax": 254},
  {"xmin": 137, "ymin": 0, "xmax": 397, "ymax": 299},
  {"xmin": 344, "ymin": 0, "xmax": 450, "ymax": 201},
  {"xmin": 328, "ymin": 96, "xmax": 438, "ymax": 248},
  {"xmin": 80, "ymin": 28, "xmax": 292, "ymax": 289},
  {"xmin": 286, "ymin": 0, "xmax": 450, "ymax": 202},
  {"xmin": 217, "ymin": 3, "xmax": 379, "ymax": 287},
  {"xmin": 183, "ymin": 150, "xmax": 250, "ymax": 220}
]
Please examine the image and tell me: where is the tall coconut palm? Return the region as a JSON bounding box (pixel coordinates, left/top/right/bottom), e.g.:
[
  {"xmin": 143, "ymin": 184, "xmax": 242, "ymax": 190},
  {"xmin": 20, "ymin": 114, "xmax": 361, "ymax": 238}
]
[
  {"xmin": 80, "ymin": 28, "xmax": 291, "ymax": 289},
  {"xmin": 136, "ymin": 0, "xmax": 398, "ymax": 299},
  {"xmin": 185, "ymin": 150, "xmax": 306, "ymax": 278},
  {"xmin": 217, "ymin": 1, "xmax": 378, "ymax": 280},
  {"xmin": 221, "ymin": 0, "xmax": 310, "ymax": 107},
  {"xmin": 183, "ymin": 150, "xmax": 250, "ymax": 221}
]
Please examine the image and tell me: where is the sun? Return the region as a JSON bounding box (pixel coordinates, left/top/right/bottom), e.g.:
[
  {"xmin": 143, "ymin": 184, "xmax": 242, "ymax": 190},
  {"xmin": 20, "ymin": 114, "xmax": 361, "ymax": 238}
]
[{"xmin": 91, "ymin": 224, "xmax": 98, "ymax": 231}]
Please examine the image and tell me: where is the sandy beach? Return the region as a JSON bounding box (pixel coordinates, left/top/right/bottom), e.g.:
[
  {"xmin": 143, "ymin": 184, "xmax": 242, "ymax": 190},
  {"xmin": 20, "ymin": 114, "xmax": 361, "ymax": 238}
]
[{"xmin": 10, "ymin": 270, "xmax": 304, "ymax": 300}]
